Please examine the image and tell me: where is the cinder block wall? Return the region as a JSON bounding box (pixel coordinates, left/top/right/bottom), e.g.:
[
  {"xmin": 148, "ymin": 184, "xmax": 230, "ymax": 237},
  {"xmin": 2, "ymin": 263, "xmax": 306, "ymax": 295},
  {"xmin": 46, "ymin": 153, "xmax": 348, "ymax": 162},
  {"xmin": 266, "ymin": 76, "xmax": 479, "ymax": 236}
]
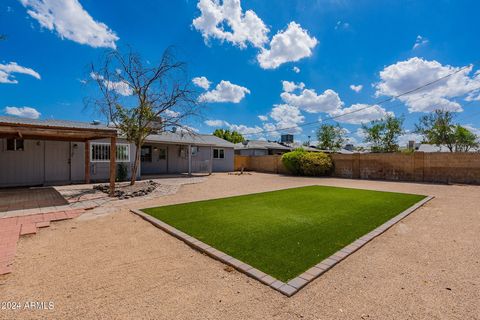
[{"xmin": 234, "ymin": 153, "xmax": 480, "ymax": 185}]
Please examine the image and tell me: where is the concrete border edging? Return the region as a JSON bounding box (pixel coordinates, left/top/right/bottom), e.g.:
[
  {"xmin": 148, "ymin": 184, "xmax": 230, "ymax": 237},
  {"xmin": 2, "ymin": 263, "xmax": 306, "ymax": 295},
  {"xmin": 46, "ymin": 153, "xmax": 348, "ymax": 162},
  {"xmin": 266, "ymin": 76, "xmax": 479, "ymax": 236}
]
[{"xmin": 130, "ymin": 195, "xmax": 434, "ymax": 297}]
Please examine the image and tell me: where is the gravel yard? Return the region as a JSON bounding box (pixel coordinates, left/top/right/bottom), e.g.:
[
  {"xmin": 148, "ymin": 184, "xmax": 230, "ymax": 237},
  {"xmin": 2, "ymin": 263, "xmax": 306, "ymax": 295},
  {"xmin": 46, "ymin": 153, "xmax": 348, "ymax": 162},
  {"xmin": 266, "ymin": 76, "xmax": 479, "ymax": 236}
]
[{"xmin": 0, "ymin": 173, "xmax": 479, "ymax": 320}]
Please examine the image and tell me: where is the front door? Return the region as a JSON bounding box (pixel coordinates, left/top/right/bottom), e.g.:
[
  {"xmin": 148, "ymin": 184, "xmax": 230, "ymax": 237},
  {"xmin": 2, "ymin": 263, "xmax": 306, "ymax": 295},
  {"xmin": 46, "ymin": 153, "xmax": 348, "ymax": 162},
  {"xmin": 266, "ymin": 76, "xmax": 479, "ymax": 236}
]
[{"xmin": 44, "ymin": 141, "xmax": 70, "ymax": 184}]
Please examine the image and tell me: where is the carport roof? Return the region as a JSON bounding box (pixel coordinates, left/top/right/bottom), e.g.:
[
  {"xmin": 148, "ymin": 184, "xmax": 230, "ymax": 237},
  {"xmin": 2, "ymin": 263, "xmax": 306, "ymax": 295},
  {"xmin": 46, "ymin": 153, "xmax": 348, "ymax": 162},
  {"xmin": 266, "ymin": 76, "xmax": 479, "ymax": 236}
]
[{"xmin": 0, "ymin": 116, "xmax": 117, "ymax": 141}]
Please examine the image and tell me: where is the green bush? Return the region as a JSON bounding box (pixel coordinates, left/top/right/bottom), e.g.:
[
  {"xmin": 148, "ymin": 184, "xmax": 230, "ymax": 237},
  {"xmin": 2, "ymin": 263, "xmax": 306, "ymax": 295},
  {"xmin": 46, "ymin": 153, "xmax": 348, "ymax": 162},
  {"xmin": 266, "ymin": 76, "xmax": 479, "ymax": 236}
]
[
  {"xmin": 298, "ymin": 152, "xmax": 333, "ymax": 176},
  {"xmin": 282, "ymin": 150, "xmax": 333, "ymax": 176},
  {"xmin": 281, "ymin": 149, "xmax": 306, "ymax": 175}
]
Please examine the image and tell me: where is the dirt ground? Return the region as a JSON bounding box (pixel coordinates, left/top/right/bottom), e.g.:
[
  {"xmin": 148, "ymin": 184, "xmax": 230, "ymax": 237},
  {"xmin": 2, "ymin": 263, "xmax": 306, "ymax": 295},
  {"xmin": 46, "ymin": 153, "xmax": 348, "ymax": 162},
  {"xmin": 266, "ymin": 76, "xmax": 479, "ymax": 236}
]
[{"xmin": 1, "ymin": 173, "xmax": 479, "ymax": 320}]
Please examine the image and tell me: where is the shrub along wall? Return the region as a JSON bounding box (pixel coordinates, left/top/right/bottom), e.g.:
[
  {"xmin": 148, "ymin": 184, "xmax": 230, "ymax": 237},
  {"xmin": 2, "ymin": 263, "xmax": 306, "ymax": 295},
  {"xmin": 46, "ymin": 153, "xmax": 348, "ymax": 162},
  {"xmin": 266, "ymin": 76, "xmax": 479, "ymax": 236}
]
[{"xmin": 234, "ymin": 152, "xmax": 480, "ymax": 185}]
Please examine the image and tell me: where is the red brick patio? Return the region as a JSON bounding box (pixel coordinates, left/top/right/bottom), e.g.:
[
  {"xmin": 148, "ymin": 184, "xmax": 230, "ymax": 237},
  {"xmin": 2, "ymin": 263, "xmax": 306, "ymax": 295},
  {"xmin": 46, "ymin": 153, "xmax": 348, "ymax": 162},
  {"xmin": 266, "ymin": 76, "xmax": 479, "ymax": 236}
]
[{"xmin": 0, "ymin": 209, "xmax": 85, "ymax": 275}]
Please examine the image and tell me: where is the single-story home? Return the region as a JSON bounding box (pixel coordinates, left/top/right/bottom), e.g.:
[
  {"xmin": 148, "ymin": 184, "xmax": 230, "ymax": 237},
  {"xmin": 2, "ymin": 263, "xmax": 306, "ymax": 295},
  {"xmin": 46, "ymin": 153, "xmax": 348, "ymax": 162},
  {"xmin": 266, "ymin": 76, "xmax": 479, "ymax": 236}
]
[
  {"xmin": 234, "ymin": 140, "xmax": 321, "ymax": 156},
  {"xmin": 234, "ymin": 140, "xmax": 292, "ymax": 156},
  {"xmin": 0, "ymin": 116, "xmax": 234, "ymax": 188},
  {"xmin": 417, "ymin": 144, "xmax": 479, "ymax": 152}
]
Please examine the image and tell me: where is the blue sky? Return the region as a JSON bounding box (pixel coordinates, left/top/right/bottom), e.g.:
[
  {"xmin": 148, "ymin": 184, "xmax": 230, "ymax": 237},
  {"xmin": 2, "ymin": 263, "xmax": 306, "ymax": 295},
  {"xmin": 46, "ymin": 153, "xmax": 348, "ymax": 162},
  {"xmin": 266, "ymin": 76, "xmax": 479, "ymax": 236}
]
[{"xmin": 1, "ymin": 0, "xmax": 479, "ymax": 145}]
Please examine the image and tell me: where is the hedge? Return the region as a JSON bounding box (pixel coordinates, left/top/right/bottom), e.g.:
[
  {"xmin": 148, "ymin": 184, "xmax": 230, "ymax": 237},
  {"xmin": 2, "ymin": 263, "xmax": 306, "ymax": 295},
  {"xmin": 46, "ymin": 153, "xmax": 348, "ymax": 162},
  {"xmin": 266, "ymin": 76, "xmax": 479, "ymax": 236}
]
[{"xmin": 281, "ymin": 149, "xmax": 333, "ymax": 176}]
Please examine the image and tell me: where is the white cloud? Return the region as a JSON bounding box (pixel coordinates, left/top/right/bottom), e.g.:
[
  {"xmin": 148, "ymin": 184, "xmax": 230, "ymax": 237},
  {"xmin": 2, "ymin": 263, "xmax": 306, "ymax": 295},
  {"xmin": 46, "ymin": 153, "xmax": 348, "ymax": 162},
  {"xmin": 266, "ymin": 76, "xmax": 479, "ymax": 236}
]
[
  {"xmin": 192, "ymin": 76, "xmax": 211, "ymax": 90},
  {"xmin": 199, "ymin": 80, "xmax": 250, "ymax": 103},
  {"xmin": 90, "ymin": 72, "xmax": 133, "ymax": 96},
  {"xmin": 463, "ymin": 125, "xmax": 480, "ymax": 137},
  {"xmin": 164, "ymin": 109, "xmax": 180, "ymax": 118},
  {"xmin": 178, "ymin": 125, "xmax": 199, "ymax": 133},
  {"xmin": 335, "ymin": 21, "xmax": 350, "ymax": 30},
  {"xmin": 20, "ymin": 0, "xmax": 118, "ymax": 48},
  {"xmin": 258, "ymin": 115, "xmax": 268, "ymax": 121},
  {"xmin": 350, "ymin": 84, "xmax": 363, "ymax": 93},
  {"xmin": 398, "ymin": 132, "xmax": 423, "ymax": 147},
  {"xmin": 228, "ymin": 123, "xmax": 263, "ymax": 135},
  {"xmin": 269, "ymin": 104, "xmax": 304, "ymax": 133},
  {"xmin": 293, "ymin": 66, "xmax": 300, "ymax": 73},
  {"xmin": 282, "ymin": 80, "xmax": 305, "ymax": 93},
  {"xmin": 330, "ymin": 103, "xmax": 393, "ymax": 125},
  {"xmin": 281, "ymin": 86, "xmax": 344, "ymax": 113},
  {"xmin": 4, "ymin": 106, "xmax": 41, "ymax": 119},
  {"xmin": 375, "ymin": 57, "xmax": 480, "ymax": 113},
  {"xmin": 0, "ymin": 62, "xmax": 41, "ymax": 84},
  {"xmin": 204, "ymin": 119, "xmax": 227, "ymax": 127},
  {"xmin": 413, "ymin": 35, "xmax": 429, "ymax": 50},
  {"xmin": 192, "ymin": 0, "xmax": 269, "ymax": 49},
  {"xmin": 257, "ymin": 22, "xmax": 318, "ymax": 69}
]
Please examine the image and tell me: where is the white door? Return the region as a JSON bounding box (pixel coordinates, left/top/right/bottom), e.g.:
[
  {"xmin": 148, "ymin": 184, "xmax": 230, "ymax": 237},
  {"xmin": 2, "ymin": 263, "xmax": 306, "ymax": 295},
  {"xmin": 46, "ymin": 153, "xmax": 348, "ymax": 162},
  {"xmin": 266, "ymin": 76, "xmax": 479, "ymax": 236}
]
[{"xmin": 45, "ymin": 141, "xmax": 71, "ymax": 183}]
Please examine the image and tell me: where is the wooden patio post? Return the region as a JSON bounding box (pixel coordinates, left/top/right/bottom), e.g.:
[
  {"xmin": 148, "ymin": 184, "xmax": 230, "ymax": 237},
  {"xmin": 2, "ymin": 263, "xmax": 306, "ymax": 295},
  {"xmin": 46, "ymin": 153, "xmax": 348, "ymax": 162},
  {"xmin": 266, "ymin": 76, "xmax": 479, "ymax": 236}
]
[
  {"xmin": 85, "ymin": 140, "xmax": 90, "ymax": 184},
  {"xmin": 109, "ymin": 136, "xmax": 116, "ymax": 197}
]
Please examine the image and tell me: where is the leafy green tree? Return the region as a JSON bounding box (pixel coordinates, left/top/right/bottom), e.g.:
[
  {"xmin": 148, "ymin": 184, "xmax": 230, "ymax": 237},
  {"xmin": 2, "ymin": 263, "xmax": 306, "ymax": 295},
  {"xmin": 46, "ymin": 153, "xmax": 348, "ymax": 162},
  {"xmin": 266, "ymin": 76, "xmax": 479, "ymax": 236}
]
[
  {"xmin": 453, "ymin": 125, "xmax": 478, "ymax": 152},
  {"xmin": 316, "ymin": 124, "xmax": 345, "ymax": 151},
  {"xmin": 361, "ymin": 115, "xmax": 404, "ymax": 152},
  {"xmin": 213, "ymin": 129, "xmax": 245, "ymax": 143},
  {"xmin": 415, "ymin": 110, "xmax": 456, "ymax": 151}
]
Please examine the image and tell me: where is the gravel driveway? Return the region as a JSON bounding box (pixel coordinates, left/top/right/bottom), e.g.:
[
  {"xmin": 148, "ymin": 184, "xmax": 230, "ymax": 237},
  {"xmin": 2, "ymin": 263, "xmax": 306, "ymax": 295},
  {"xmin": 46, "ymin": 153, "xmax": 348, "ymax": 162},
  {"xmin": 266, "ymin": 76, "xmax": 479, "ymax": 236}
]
[{"xmin": 1, "ymin": 173, "xmax": 479, "ymax": 320}]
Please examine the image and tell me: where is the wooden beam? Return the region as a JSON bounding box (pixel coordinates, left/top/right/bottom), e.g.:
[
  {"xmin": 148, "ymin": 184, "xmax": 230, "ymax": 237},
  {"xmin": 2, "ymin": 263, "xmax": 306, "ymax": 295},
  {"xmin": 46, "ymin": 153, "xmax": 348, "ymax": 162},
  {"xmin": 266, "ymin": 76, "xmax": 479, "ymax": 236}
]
[
  {"xmin": 0, "ymin": 125, "xmax": 116, "ymax": 141},
  {"xmin": 109, "ymin": 136, "xmax": 116, "ymax": 197},
  {"xmin": 85, "ymin": 141, "xmax": 90, "ymax": 184}
]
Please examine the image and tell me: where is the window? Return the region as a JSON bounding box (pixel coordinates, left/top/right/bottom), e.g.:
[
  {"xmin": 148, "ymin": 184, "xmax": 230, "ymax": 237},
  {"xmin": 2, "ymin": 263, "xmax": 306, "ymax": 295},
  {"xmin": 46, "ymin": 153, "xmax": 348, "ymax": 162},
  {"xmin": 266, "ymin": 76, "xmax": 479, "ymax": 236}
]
[
  {"xmin": 191, "ymin": 146, "xmax": 199, "ymax": 157},
  {"xmin": 6, "ymin": 138, "xmax": 24, "ymax": 151},
  {"xmin": 158, "ymin": 148, "xmax": 166, "ymax": 160},
  {"xmin": 213, "ymin": 148, "xmax": 225, "ymax": 159},
  {"xmin": 91, "ymin": 143, "xmax": 130, "ymax": 162},
  {"xmin": 141, "ymin": 146, "xmax": 152, "ymax": 162}
]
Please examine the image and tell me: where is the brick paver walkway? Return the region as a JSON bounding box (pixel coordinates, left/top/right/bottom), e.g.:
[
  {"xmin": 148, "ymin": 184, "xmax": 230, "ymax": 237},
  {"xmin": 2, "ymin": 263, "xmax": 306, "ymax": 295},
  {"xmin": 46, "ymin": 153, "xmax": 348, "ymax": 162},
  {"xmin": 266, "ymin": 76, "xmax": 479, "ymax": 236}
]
[{"xmin": 0, "ymin": 209, "xmax": 85, "ymax": 275}]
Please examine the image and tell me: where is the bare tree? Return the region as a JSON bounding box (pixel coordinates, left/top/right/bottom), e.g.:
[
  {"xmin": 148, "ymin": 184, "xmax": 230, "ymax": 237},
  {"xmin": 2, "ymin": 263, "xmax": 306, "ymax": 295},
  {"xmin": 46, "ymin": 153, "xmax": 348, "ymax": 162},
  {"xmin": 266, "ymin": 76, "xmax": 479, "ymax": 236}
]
[{"xmin": 89, "ymin": 47, "xmax": 201, "ymax": 185}]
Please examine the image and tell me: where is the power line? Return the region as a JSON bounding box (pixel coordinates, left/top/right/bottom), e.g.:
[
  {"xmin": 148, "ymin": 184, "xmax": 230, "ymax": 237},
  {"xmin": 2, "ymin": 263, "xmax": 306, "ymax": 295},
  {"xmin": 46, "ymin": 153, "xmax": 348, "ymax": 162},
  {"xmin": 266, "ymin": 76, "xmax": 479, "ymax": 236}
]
[{"xmin": 239, "ymin": 63, "xmax": 478, "ymax": 137}]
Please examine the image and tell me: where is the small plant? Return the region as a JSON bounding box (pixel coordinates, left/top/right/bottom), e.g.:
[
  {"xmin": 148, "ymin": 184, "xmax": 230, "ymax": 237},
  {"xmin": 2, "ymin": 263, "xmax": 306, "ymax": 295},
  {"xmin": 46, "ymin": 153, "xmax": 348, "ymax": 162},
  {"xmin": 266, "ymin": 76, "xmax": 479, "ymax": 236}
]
[
  {"xmin": 116, "ymin": 163, "xmax": 128, "ymax": 182},
  {"xmin": 299, "ymin": 152, "xmax": 333, "ymax": 176},
  {"xmin": 281, "ymin": 148, "xmax": 306, "ymax": 175}
]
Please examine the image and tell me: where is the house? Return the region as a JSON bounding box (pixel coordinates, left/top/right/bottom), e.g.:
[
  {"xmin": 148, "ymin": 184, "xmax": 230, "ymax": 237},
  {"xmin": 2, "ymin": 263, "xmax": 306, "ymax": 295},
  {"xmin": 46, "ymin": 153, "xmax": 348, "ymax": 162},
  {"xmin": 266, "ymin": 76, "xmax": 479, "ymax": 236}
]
[
  {"xmin": 234, "ymin": 140, "xmax": 292, "ymax": 156},
  {"xmin": 417, "ymin": 144, "xmax": 479, "ymax": 153},
  {"xmin": 0, "ymin": 116, "xmax": 234, "ymax": 188}
]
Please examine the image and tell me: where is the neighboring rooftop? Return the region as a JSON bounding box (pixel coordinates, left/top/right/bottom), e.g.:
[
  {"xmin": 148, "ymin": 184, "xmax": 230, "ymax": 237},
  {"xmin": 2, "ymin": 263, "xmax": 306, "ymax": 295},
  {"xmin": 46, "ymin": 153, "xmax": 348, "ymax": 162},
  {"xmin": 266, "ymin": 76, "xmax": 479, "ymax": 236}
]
[
  {"xmin": 234, "ymin": 140, "xmax": 292, "ymax": 150},
  {"xmin": 417, "ymin": 144, "xmax": 479, "ymax": 153}
]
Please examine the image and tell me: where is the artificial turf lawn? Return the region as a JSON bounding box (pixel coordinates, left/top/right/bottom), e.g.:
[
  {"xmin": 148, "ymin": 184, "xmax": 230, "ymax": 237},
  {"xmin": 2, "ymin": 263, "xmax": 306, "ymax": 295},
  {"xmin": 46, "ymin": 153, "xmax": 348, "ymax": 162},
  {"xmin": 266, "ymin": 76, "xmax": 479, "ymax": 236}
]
[{"xmin": 143, "ymin": 186, "xmax": 426, "ymax": 282}]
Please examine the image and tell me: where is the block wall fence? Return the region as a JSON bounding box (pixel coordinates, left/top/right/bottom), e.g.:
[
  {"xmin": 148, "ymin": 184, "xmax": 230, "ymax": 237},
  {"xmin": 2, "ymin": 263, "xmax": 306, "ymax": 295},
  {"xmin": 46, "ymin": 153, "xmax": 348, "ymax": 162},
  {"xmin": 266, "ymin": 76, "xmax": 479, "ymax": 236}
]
[{"xmin": 234, "ymin": 153, "xmax": 480, "ymax": 184}]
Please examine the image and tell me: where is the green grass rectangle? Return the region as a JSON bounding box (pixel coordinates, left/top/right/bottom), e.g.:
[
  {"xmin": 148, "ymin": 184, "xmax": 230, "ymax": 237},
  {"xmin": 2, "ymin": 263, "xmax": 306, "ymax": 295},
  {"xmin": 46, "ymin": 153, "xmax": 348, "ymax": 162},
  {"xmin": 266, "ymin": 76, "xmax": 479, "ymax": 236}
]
[{"xmin": 143, "ymin": 186, "xmax": 426, "ymax": 282}]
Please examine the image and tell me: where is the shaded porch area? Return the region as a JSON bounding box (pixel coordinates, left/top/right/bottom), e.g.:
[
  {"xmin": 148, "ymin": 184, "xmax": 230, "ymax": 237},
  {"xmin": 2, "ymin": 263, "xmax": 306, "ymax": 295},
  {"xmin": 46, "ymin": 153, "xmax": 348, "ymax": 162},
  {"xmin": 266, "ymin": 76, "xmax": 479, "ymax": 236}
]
[
  {"xmin": 0, "ymin": 116, "xmax": 119, "ymax": 196},
  {"xmin": 0, "ymin": 187, "xmax": 68, "ymax": 212}
]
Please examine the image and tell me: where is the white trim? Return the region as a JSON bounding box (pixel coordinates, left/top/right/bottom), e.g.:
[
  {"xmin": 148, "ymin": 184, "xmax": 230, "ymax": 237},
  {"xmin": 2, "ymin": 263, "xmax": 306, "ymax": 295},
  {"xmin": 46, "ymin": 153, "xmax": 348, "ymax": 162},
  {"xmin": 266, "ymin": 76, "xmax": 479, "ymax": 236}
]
[{"xmin": 91, "ymin": 142, "xmax": 130, "ymax": 163}]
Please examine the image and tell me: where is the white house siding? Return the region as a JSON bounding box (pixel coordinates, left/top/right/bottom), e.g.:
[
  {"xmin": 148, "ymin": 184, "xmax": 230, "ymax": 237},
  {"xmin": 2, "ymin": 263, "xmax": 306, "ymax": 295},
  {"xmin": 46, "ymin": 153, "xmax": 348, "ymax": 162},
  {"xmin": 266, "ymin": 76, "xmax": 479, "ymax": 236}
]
[
  {"xmin": 141, "ymin": 143, "xmax": 234, "ymax": 175},
  {"xmin": 0, "ymin": 139, "xmax": 45, "ymax": 187},
  {"xmin": 212, "ymin": 147, "xmax": 234, "ymax": 172},
  {"xmin": 0, "ymin": 138, "xmax": 138, "ymax": 187}
]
